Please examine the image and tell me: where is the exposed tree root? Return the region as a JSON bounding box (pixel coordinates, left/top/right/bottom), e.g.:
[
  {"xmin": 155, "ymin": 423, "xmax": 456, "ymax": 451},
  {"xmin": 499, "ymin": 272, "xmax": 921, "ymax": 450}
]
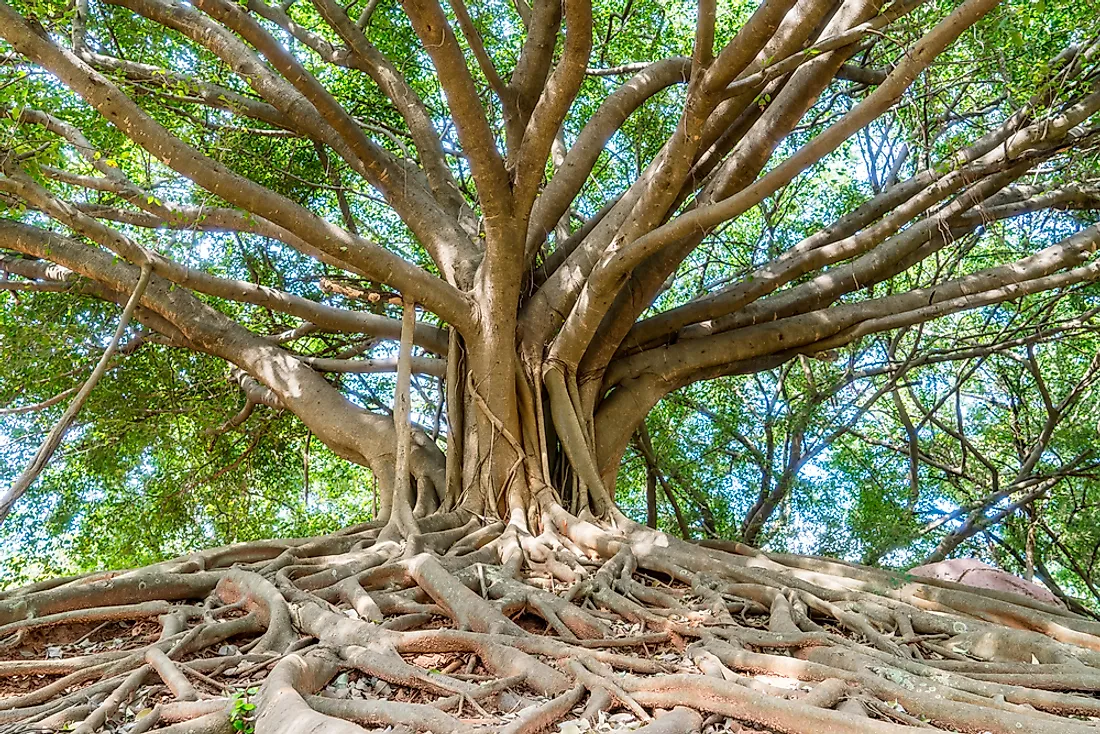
[{"xmin": 3, "ymin": 511, "xmax": 1100, "ymax": 734}]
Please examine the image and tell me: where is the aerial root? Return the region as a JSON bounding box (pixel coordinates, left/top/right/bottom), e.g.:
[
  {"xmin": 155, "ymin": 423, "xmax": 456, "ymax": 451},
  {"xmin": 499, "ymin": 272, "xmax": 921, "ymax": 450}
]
[
  {"xmin": 498, "ymin": 684, "xmax": 585, "ymax": 734},
  {"xmin": 631, "ymin": 706, "xmax": 703, "ymax": 733},
  {"xmin": 800, "ymin": 677, "xmax": 851, "ymax": 708},
  {"xmin": 144, "ymin": 648, "xmax": 198, "ymax": 701},
  {"xmin": 150, "ymin": 711, "xmax": 232, "ymax": 734},
  {"xmin": 3, "ymin": 512, "xmax": 1100, "ymax": 733},
  {"xmin": 254, "ymin": 653, "xmax": 359, "ymax": 733},
  {"xmin": 308, "ymin": 694, "xmax": 466, "ymax": 733},
  {"xmin": 71, "ymin": 664, "xmax": 151, "ymax": 734},
  {"xmin": 214, "ymin": 571, "xmax": 296, "ymax": 653},
  {"xmin": 564, "ymin": 658, "xmax": 649, "ymax": 721},
  {"xmin": 624, "ymin": 674, "xmax": 916, "ymax": 734},
  {"xmin": 404, "ymin": 553, "xmax": 524, "ymax": 635}
]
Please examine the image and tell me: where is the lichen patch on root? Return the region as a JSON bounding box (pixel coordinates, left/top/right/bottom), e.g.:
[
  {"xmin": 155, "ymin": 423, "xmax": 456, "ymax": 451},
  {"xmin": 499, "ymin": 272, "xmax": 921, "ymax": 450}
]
[{"xmin": 2, "ymin": 511, "xmax": 1100, "ymax": 734}]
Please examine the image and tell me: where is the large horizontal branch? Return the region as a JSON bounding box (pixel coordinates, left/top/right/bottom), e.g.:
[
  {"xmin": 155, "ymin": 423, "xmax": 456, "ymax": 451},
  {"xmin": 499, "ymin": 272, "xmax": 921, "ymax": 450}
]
[
  {"xmin": 0, "ymin": 4, "xmax": 473, "ymax": 328},
  {"xmin": 622, "ymin": 171, "xmax": 939, "ymax": 351},
  {"xmin": 810, "ymin": 267, "xmax": 1100, "ymax": 355},
  {"xmin": 0, "ymin": 174, "xmax": 449, "ymax": 355},
  {"xmin": 606, "ymin": 223, "xmax": 1100, "ymax": 388},
  {"xmin": 594, "ymin": 288, "xmax": 1100, "ymax": 481},
  {"xmin": 628, "ymin": 153, "xmax": 1055, "ymax": 352},
  {"xmin": 624, "ymin": 106, "xmax": 1067, "ymax": 348},
  {"xmin": 12, "ymin": 106, "xmax": 373, "ymax": 274},
  {"xmin": 643, "ymin": 112, "xmax": 1100, "ymax": 351},
  {"xmin": 0, "ymin": 218, "xmax": 407, "ymax": 474},
  {"xmin": 700, "ymin": 167, "xmax": 1097, "ymax": 340},
  {"xmin": 953, "ymin": 184, "xmax": 1100, "ymax": 228},
  {"xmin": 76, "ymin": 49, "xmax": 298, "ymax": 132},
  {"xmin": 301, "ymin": 356, "xmax": 447, "ymax": 378},
  {"xmin": 0, "ymin": 280, "xmax": 75, "ymax": 293}
]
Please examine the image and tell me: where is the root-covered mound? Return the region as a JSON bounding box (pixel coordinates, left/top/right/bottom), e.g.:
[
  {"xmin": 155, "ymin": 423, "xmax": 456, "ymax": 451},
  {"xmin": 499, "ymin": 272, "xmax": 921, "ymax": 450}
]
[{"xmin": 3, "ymin": 510, "xmax": 1100, "ymax": 734}]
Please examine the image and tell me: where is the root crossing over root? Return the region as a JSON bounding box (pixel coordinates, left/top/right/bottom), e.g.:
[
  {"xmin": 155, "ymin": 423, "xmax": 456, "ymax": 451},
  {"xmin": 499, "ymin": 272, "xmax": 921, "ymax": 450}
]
[{"xmin": 3, "ymin": 509, "xmax": 1100, "ymax": 734}]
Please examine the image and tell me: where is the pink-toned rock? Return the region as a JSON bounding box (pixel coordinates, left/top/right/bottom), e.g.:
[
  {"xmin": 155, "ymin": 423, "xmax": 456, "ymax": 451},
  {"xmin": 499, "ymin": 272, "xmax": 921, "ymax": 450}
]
[{"xmin": 909, "ymin": 558, "xmax": 1065, "ymax": 608}]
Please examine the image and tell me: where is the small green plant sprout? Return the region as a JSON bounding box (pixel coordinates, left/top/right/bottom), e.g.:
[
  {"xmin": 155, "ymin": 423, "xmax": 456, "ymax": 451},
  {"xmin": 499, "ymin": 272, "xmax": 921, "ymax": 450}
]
[{"xmin": 229, "ymin": 686, "xmax": 260, "ymax": 734}]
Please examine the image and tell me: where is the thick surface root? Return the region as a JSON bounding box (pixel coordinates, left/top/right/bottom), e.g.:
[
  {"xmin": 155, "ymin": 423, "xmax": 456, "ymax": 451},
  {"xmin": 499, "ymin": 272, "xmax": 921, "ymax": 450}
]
[{"xmin": 2, "ymin": 511, "xmax": 1100, "ymax": 734}]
